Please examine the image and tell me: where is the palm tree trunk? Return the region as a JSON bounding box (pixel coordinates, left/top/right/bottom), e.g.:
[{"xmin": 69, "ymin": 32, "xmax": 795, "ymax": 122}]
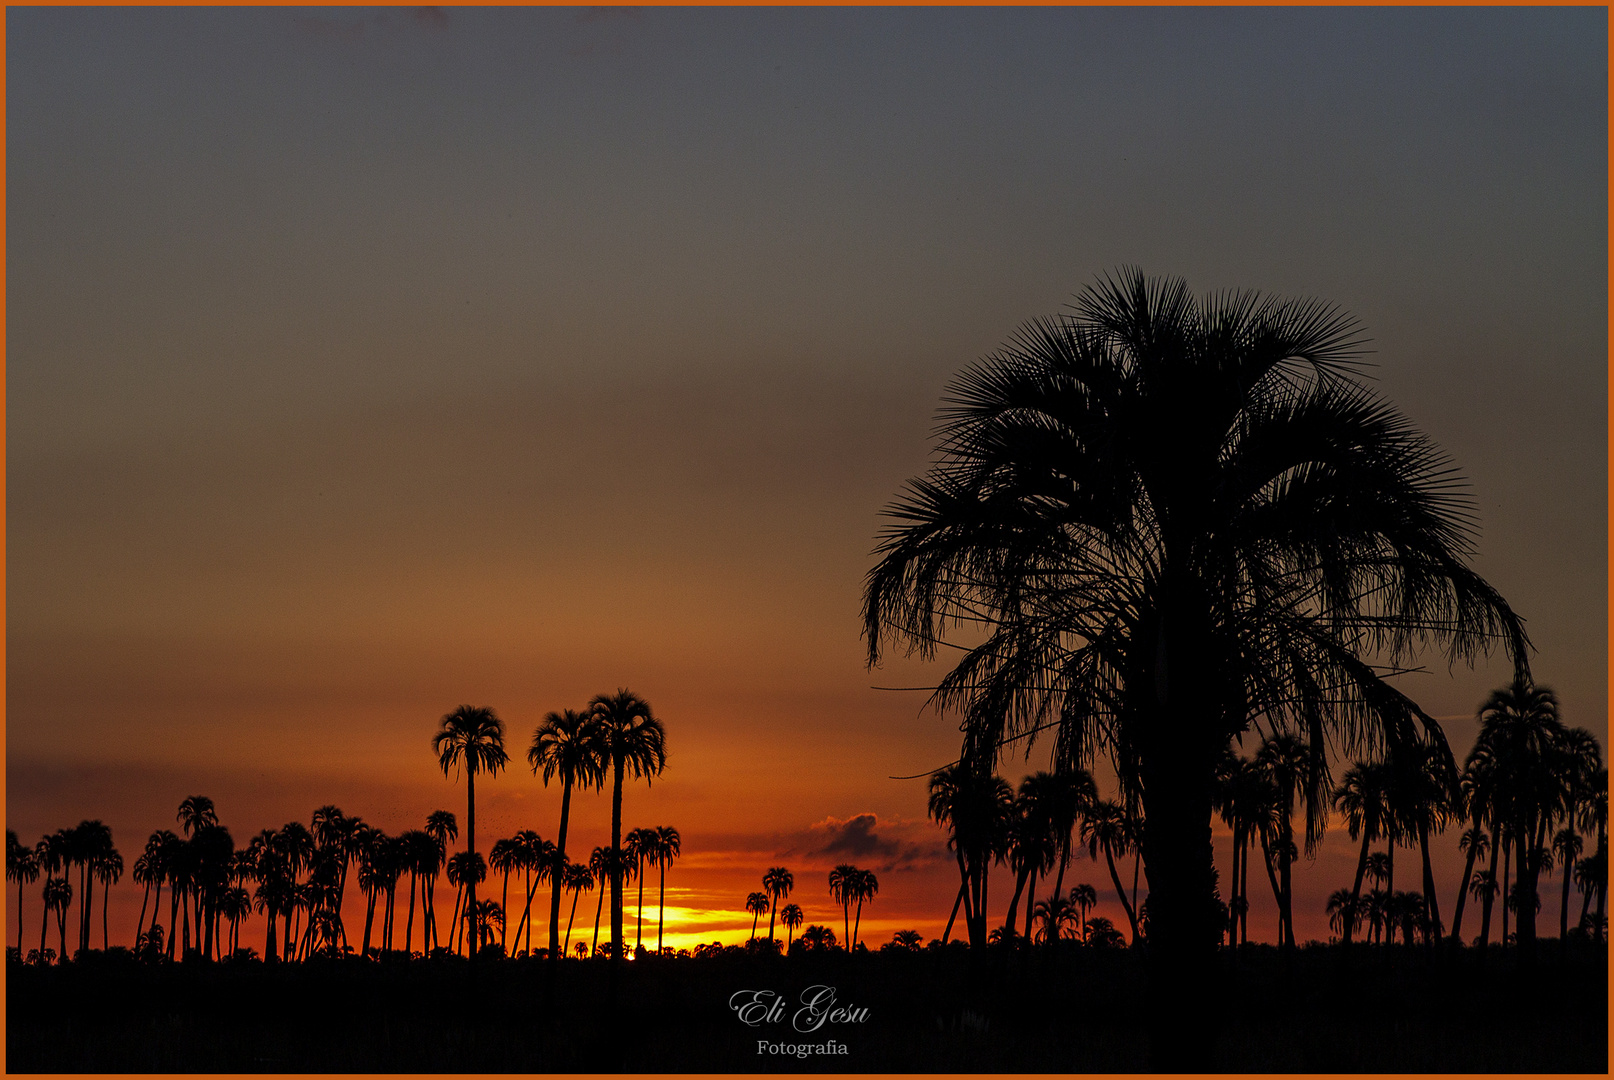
[
  {"xmin": 1278, "ymin": 816, "xmax": 1295, "ymax": 947},
  {"xmin": 499, "ymin": 867, "xmax": 510, "ymax": 953},
  {"xmin": 610, "ymin": 755, "xmax": 625, "ymax": 963},
  {"xmin": 1003, "ymin": 865, "xmax": 1030, "ymax": 937},
  {"xmin": 1103, "ymin": 844, "xmax": 1140, "ymax": 941},
  {"xmin": 592, "ymin": 874, "xmax": 606, "ymax": 954},
  {"xmin": 1501, "ymin": 834, "xmax": 1511, "ymax": 945},
  {"xmin": 1479, "ymin": 825, "xmax": 1500, "ymax": 945},
  {"xmin": 1344, "ymin": 830, "xmax": 1372, "ymax": 946},
  {"xmin": 1560, "ymin": 850, "xmax": 1576, "ymax": 938},
  {"xmin": 1449, "ymin": 828, "xmax": 1481, "ymax": 945},
  {"xmin": 1418, "ymin": 821, "xmax": 1442, "ymax": 943},
  {"xmin": 102, "ymin": 876, "xmax": 111, "ymax": 950},
  {"xmin": 565, "ymin": 887, "xmax": 582, "ymax": 953},
  {"xmin": 635, "ymin": 856, "xmax": 646, "ymax": 953},
  {"xmin": 405, "ymin": 871, "xmax": 418, "ymax": 954},
  {"xmin": 658, "ymin": 861, "xmax": 668, "ymax": 952},
  {"xmin": 362, "ymin": 887, "xmax": 377, "ymax": 959},
  {"xmin": 134, "ymin": 880, "xmax": 150, "ymax": 947},
  {"xmin": 941, "ymin": 881, "xmax": 965, "ymax": 944},
  {"xmin": 1024, "ymin": 867, "xmax": 1038, "ymax": 941},
  {"xmin": 1259, "ymin": 832, "xmax": 1283, "ymax": 937},
  {"xmin": 466, "ymin": 768, "xmax": 478, "ymax": 957},
  {"xmin": 852, "ymin": 895, "xmax": 865, "ymax": 949},
  {"xmin": 550, "ymin": 780, "xmax": 573, "ymax": 961}
]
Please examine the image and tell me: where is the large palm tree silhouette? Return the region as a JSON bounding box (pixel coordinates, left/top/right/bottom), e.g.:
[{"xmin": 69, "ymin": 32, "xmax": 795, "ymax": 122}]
[
  {"xmin": 588, "ymin": 690, "xmax": 666, "ymax": 965},
  {"xmin": 529, "ymin": 708, "xmax": 605, "ymax": 962},
  {"xmin": 863, "ymin": 269, "xmax": 1527, "ymax": 1067},
  {"xmin": 433, "ymin": 705, "xmax": 509, "ymax": 958},
  {"xmin": 746, "ymin": 891, "xmax": 770, "ymax": 940}
]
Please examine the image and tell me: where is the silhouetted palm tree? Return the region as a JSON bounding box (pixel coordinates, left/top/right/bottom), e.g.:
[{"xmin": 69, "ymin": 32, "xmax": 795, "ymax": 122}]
[
  {"xmin": 746, "ymin": 891, "xmax": 770, "ymax": 940},
  {"xmin": 44, "ymin": 877, "xmax": 72, "ymax": 962},
  {"xmin": 780, "ymin": 903, "xmax": 804, "ymax": 952},
  {"xmin": 1553, "ymin": 827, "xmax": 1583, "ymax": 938},
  {"xmin": 490, "ymin": 837, "xmax": 522, "ymax": 953},
  {"xmin": 891, "ymin": 929, "xmax": 923, "ymax": 951},
  {"xmin": 424, "ymin": 810, "xmax": 458, "ymax": 952},
  {"xmin": 654, "ymin": 827, "xmax": 681, "ymax": 952},
  {"xmin": 561, "ymin": 860, "xmax": 594, "ymax": 954},
  {"xmin": 7, "ymin": 832, "xmax": 39, "ymax": 956},
  {"xmin": 861, "ymin": 269, "xmax": 1527, "ymax": 1067},
  {"xmin": 800, "ymin": 923, "xmax": 837, "ymax": 952},
  {"xmin": 1070, "ymin": 883, "xmax": 1097, "ymax": 942},
  {"xmin": 1469, "ymin": 677, "xmax": 1571, "ymax": 946},
  {"xmin": 626, "ymin": 827, "xmax": 661, "ymax": 953},
  {"xmin": 1002, "ymin": 776, "xmax": 1057, "ymax": 940},
  {"xmin": 850, "ymin": 868, "xmax": 879, "ymax": 949},
  {"xmin": 1332, "ymin": 760, "xmax": 1390, "ymax": 946},
  {"xmin": 1082, "ymin": 800, "xmax": 1140, "ymax": 942},
  {"xmin": 927, "ymin": 762, "xmax": 1014, "ymax": 949},
  {"xmin": 589, "ymin": 689, "xmax": 667, "ymax": 965},
  {"xmin": 434, "ymin": 705, "xmax": 510, "ymax": 958},
  {"xmin": 762, "ymin": 866, "xmax": 793, "ymax": 942},
  {"xmin": 529, "ymin": 707, "xmax": 606, "ymax": 962},
  {"xmin": 1387, "ymin": 741, "xmax": 1454, "ymax": 942},
  {"xmin": 1326, "ymin": 887, "xmax": 1360, "ymax": 941}
]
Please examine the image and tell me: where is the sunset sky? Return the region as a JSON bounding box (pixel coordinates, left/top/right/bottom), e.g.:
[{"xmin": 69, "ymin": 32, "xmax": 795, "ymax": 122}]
[{"xmin": 7, "ymin": 7, "xmax": 1606, "ymax": 951}]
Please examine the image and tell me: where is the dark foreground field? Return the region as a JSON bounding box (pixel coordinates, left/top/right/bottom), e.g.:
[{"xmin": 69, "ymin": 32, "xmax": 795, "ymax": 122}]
[{"xmin": 7, "ymin": 941, "xmax": 1606, "ymax": 1073}]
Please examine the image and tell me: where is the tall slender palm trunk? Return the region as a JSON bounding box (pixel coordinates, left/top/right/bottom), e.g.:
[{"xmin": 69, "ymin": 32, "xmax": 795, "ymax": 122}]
[
  {"xmin": 465, "ymin": 770, "xmax": 478, "ymax": 956},
  {"xmin": 941, "ymin": 881, "xmax": 965, "ymax": 944},
  {"xmin": 1418, "ymin": 822, "xmax": 1442, "ymax": 943},
  {"xmin": 610, "ymin": 756, "xmax": 625, "ymax": 962},
  {"xmin": 548, "ymin": 778, "xmax": 574, "ymax": 955},
  {"xmin": 658, "ymin": 860, "xmax": 668, "ymax": 951}
]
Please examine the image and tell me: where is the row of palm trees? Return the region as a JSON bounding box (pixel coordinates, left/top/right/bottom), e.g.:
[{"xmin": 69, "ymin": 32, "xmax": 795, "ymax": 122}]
[
  {"xmin": 927, "ymin": 763, "xmax": 1144, "ymax": 950},
  {"xmin": 8, "ymin": 796, "xmax": 689, "ymax": 966},
  {"xmin": 743, "ymin": 864, "xmax": 881, "ymax": 952},
  {"xmin": 923, "ymin": 675, "xmax": 1605, "ymax": 952},
  {"xmin": 431, "ymin": 689, "xmax": 666, "ymax": 964}
]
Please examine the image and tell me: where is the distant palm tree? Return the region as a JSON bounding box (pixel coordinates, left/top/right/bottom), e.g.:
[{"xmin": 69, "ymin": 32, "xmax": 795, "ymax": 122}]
[
  {"xmin": 44, "ymin": 877, "xmax": 72, "ymax": 962},
  {"xmin": 92, "ymin": 845, "xmax": 124, "ymax": 950},
  {"xmin": 1468, "ymin": 870, "xmax": 1500, "ymax": 946},
  {"xmin": 489, "ymin": 837, "xmax": 522, "ymax": 953},
  {"xmin": 423, "ymin": 811, "xmax": 458, "ymax": 952},
  {"xmin": 891, "ymin": 929, "xmax": 923, "ymax": 951},
  {"xmin": 800, "ymin": 924, "xmax": 837, "ymax": 952},
  {"xmin": 446, "ymin": 850, "xmax": 486, "ymax": 955},
  {"xmin": 850, "ymin": 868, "xmax": 879, "ymax": 949},
  {"xmin": 1001, "ymin": 778, "xmax": 1048, "ymax": 941},
  {"xmin": 529, "ymin": 707, "xmax": 606, "ymax": 962},
  {"xmin": 927, "ymin": 763, "xmax": 1014, "ymax": 949},
  {"xmin": 746, "ymin": 892, "xmax": 770, "ymax": 940},
  {"xmin": 433, "ymin": 705, "xmax": 510, "ymax": 958},
  {"xmin": 626, "ymin": 827, "xmax": 661, "ymax": 953},
  {"xmin": 1449, "ymin": 824, "xmax": 1490, "ymax": 945},
  {"xmin": 1069, "ymin": 883, "xmax": 1097, "ymax": 942},
  {"xmin": 1333, "ymin": 760, "xmax": 1390, "ymax": 946},
  {"xmin": 1081, "ymin": 800, "xmax": 1140, "ymax": 943},
  {"xmin": 827, "ymin": 866, "xmax": 856, "ymax": 947},
  {"xmin": 561, "ymin": 861, "xmax": 594, "ymax": 954},
  {"xmin": 589, "ymin": 689, "xmax": 667, "ymax": 965},
  {"xmin": 779, "ymin": 903, "xmax": 804, "ymax": 952},
  {"xmin": 1032, "ymin": 894, "xmax": 1075, "ymax": 945},
  {"xmin": 654, "ymin": 827, "xmax": 681, "ymax": 952},
  {"xmin": 7, "ymin": 832, "xmax": 39, "ymax": 956},
  {"xmin": 762, "ymin": 866, "xmax": 793, "ymax": 942},
  {"xmin": 1326, "ymin": 887, "xmax": 1359, "ymax": 941},
  {"xmin": 1388, "ymin": 741, "xmax": 1455, "ymax": 943},
  {"xmin": 1553, "ymin": 827, "xmax": 1584, "ymax": 938}
]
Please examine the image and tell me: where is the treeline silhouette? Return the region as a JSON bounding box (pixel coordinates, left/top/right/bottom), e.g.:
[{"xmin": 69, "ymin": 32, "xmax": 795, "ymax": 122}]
[
  {"xmin": 920, "ymin": 674, "xmax": 1605, "ymax": 955},
  {"xmin": 6, "ymin": 689, "xmax": 687, "ymax": 967}
]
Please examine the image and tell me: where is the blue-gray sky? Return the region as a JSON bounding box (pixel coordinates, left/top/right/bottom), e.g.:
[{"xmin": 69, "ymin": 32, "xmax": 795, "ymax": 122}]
[{"xmin": 7, "ymin": 6, "xmax": 1606, "ymax": 945}]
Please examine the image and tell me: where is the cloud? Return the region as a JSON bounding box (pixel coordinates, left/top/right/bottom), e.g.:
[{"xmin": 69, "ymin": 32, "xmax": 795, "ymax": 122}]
[{"xmin": 806, "ymin": 813, "xmax": 946, "ymax": 873}]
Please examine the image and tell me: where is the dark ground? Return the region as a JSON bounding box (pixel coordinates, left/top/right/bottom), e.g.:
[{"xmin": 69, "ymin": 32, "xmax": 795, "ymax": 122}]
[{"xmin": 6, "ymin": 941, "xmax": 1606, "ymax": 1073}]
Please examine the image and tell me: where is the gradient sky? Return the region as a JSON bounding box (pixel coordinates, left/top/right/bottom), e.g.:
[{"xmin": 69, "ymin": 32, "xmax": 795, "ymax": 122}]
[{"xmin": 7, "ymin": 7, "xmax": 1607, "ymax": 950}]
